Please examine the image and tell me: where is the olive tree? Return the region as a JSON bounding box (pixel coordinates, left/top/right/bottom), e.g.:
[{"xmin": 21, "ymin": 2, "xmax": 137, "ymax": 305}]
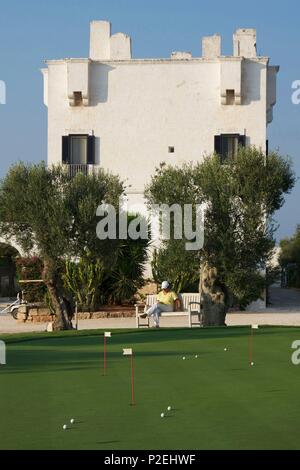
[
  {"xmin": 0, "ymin": 162, "xmax": 124, "ymax": 330},
  {"xmin": 145, "ymin": 147, "xmax": 296, "ymax": 325}
]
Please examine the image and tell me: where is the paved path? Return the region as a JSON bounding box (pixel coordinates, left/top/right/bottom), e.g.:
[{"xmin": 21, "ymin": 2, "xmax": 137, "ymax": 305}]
[
  {"xmin": 1, "ymin": 311, "xmax": 300, "ymax": 334},
  {"xmin": 1, "ymin": 287, "xmax": 300, "ymax": 334},
  {"xmin": 268, "ymin": 286, "xmax": 300, "ymax": 309}
]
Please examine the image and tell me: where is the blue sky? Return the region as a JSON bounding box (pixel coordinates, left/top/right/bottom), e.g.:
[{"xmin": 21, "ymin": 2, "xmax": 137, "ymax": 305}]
[{"xmin": 0, "ymin": 0, "xmax": 299, "ymax": 241}]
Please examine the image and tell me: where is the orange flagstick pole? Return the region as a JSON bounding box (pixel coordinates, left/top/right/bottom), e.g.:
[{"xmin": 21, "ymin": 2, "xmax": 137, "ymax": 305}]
[
  {"xmin": 131, "ymin": 353, "xmax": 135, "ymax": 406},
  {"xmin": 103, "ymin": 335, "xmax": 107, "ymax": 375},
  {"xmin": 249, "ymin": 325, "xmax": 258, "ymax": 366},
  {"xmin": 103, "ymin": 332, "xmax": 111, "ymax": 376},
  {"xmin": 123, "ymin": 348, "xmax": 135, "ymax": 406},
  {"xmin": 249, "ymin": 326, "xmax": 253, "ymax": 365}
]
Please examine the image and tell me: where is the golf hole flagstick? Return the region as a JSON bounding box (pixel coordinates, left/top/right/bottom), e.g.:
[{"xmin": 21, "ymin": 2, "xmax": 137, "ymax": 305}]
[
  {"xmin": 123, "ymin": 348, "xmax": 135, "ymax": 406},
  {"xmin": 249, "ymin": 325, "xmax": 259, "ymax": 366},
  {"xmin": 103, "ymin": 332, "xmax": 112, "ymax": 375}
]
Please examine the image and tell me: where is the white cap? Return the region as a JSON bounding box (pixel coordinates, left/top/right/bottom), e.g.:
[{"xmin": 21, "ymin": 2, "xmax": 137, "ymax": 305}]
[{"xmin": 161, "ymin": 281, "xmax": 170, "ymax": 290}]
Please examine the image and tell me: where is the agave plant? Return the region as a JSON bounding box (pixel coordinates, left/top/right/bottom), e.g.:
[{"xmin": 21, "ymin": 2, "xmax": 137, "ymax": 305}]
[{"xmin": 63, "ymin": 257, "xmax": 106, "ymax": 309}]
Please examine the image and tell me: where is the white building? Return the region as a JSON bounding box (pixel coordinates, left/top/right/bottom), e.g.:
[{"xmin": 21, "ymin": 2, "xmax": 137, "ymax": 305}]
[{"xmin": 41, "ymin": 21, "xmax": 279, "ymax": 210}]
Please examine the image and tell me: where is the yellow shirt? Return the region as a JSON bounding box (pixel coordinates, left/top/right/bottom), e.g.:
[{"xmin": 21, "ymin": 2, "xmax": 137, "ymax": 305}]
[{"xmin": 157, "ymin": 290, "xmax": 178, "ymax": 305}]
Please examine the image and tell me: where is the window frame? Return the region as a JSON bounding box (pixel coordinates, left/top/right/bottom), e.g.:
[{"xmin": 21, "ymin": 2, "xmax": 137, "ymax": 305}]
[
  {"xmin": 215, "ymin": 133, "xmax": 246, "ymax": 162},
  {"xmin": 69, "ymin": 134, "xmax": 89, "ymax": 165},
  {"xmin": 62, "ymin": 134, "xmax": 95, "ymax": 165}
]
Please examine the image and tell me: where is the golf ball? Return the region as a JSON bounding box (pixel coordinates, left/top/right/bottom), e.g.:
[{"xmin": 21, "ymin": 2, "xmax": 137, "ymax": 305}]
[
  {"xmin": 251, "ymin": 362, "xmax": 254, "ymax": 366},
  {"xmin": 161, "ymin": 413, "xmax": 165, "ymax": 418},
  {"xmin": 195, "ymin": 355, "xmax": 198, "ymax": 358},
  {"xmin": 63, "ymin": 425, "xmax": 67, "ymax": 430},
  {"xmin": 167, "ymin": 406, "xmax": 172, "ymax": 411},
  {"xmin": 70, "ymin": 419, "xmax": 75, "ymax": 424},
  {"xmin": 182, "ymin": 356, "xmax": 186, "ymax": 360},
  {"xmin": 224, "ymin": 348, "xmax": 227, "ymax": 351}
]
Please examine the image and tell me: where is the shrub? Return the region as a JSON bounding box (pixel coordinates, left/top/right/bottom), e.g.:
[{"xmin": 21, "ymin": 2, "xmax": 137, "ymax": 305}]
[
  {"xmin": 62, "ymin": 257, "xmax": 106, "ymax": 311},
  {"xmin": 152, "ymin": 240, "xmax": 200, "ymax": 293},
  {"xmin": 280, "ymin": 226, "xmax": 300, "ymax": 288},
  {"xmin": 15, "ymin": 257, "xmax": 47, "ymax": 302},
  {"xmin": 106, "ymin": 235, "xmax": 150, "ymax": 305}
]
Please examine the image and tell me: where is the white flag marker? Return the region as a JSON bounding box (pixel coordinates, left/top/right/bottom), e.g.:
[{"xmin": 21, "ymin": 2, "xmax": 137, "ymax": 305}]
[
  {"xmin": 123, "ymin": 348, "xmax": 133, "ymax": 356},
  {"xmin": 249, "ymin": 324, "xmax": 258, "ymax": 366},
  {"xmin": 103, "ymin": 332, "xmax": 112, "ymax": 375},
  {"xmin": 122, "ymin": 348, "xmax": 135, "ymax": 405}
]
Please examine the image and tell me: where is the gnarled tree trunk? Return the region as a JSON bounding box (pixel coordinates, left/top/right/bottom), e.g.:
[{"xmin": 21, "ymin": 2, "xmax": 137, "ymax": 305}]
[
  {"xmin": 200, "ymin": 262, "xmax": 227, "ymax": 326},
  {"xmin": 43, "ymin": 259, "xmax": 74, "ymax": 331}
]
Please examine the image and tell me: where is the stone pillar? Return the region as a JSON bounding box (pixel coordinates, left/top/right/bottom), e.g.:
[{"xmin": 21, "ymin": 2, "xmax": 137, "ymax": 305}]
[
  {"xmin": 202, "ymin": 34, "xmax": 221, "ymax": 59},
  {"xmin": 233, "ymin": 29, "xmax": 257, "ymax": 58},
  {"xmin": 90, "ymin": 21, "xmax": 111, "ymax": 60}
]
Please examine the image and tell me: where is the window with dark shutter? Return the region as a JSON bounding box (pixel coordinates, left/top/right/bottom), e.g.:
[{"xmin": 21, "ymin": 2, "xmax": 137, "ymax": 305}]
[
  {"xmin": 62, "ymin": 134, "xmax": 96, "ymax": 175},
  {"xmin": 214, "ymin": 135, "xmax": 221, "ymax": 155},
  {"xmin": 215, "ymin": 133, "xmax": 247, "ymax": 162},
  {"xmin": 87, "ymin": 135, "xmax": 95, "ymax": 164},
  {"xmin": 238, "ymin": 135, "xmax": 246, "ymax": 147},
  {"xmin": 62, "ymin": 136, "xmax": 70, "ymax": 164}
]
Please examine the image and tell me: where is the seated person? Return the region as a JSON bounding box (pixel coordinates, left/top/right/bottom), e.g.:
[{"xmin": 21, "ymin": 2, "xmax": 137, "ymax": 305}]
[{"xmin": 141, "ymin": 281, "xmax": 181, "ymax": 328}]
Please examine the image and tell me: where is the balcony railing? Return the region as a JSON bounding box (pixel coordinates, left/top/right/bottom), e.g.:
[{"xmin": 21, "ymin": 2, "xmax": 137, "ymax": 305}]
[{"xmin": 63, "ymin": 164, "xmax": 95, "ymax": 178}]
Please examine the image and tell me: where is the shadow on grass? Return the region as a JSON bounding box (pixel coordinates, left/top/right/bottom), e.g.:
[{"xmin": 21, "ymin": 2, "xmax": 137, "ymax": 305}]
[
  {"xmin": 0, "ymin": 350, "xmax": 213, "ymax": 375},
  {"xmin": 1, "ymin": 326, "xmax": 298, "ymax": 376},
  {"xmin": 3, "ymin": 325, "xmax": 298, "ymax": 346},
  {"xmin": 96, "ymin": 440, "xmax": 121, "ymax": 445}
]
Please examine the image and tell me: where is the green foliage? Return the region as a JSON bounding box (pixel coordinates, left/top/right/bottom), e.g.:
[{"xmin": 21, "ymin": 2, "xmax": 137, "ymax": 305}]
[
  {"xmin": 0, "ymin": 243, "xmax": 19, "ymax": 261},
  {"xmin": 152, "ymin": 240, "xmax": 200, "ymax": 293},
  {"xmin": 279, "ymin": 225, "xmax": 300, "ymax": 287},
  {"xmin": 105, "ymin": 215, "xmax": 150, "ymax": 304},
  {"xmin": 63, "ymin": 170, "xmax": 124, "ymax": 263},
  {"xmin": 145, "ymin": 147, "xmax": 296, "ymax": 308},
  {"xmin": 44, "ymin": 289, "xmax": 55, "ymax": 315},
  {"xmin": 225, "ymin": 270, "xmax": 265, "ymax": 310},
  {"xmin": 266, "ymin": 265, "xmax": 281, "ymax": 287},
  {"xmin": 0, "ymin": 163, "xmax": 124, "ymax": 328},
  {"xmin": 15, "ymin": 257, "xmax": 47, "ymax": 302},
  {"xmin": 0, "ymin": 162, "xmax": 124, "ymax": 263},
  {"xmin": 59, "ymin": 213, "xmax": 150, "ymax": 307},
  {"xmin": 62, "ymin": 257, "xmax": 106, "ymax": 310}
]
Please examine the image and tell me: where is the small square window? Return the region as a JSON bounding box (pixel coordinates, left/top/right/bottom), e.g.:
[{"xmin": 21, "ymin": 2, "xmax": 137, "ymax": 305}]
[
  {"xmin": 226, "ymin": 90, "xmax": 235, "ymax": 105},
  {"xmin": 168, "ymin": 146, "xmax": 175, "ymax": 153},
  {"xmin": 74, "ymin": 91, "xmax": 83, "ymax": 107}
]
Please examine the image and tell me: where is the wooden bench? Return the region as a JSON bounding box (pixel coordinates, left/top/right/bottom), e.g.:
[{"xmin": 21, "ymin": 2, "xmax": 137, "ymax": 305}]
[{"xmin": 135, "ymin": 293, "xmax": 203, "ymax": 328}]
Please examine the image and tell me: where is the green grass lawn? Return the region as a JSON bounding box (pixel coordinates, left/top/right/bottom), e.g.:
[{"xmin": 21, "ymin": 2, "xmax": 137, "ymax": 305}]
[{"xmin": 0, "ymin": 326, "xmax": 300, "ymax": 450}]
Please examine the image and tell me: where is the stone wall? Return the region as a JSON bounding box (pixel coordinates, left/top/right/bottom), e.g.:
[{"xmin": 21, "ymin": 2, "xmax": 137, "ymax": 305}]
[
  {"xmin": 17, "ymin": 304, "xmax": 135, "ymax": 323},
  {"xmin": 17, "ymin": 304, "xmax": 53, "ymax": 323}
]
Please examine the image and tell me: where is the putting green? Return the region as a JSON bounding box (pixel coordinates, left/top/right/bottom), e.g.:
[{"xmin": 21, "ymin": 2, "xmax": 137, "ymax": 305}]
[{"xmin": 0, "ymin": 326, "xmax": 300, "ymax": 450}]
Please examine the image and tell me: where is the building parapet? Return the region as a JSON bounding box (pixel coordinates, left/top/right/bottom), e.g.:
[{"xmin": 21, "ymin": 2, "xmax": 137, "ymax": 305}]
[{"xmin": 44, "ymin": 56, "xmax": 270, "ymax": 66}]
